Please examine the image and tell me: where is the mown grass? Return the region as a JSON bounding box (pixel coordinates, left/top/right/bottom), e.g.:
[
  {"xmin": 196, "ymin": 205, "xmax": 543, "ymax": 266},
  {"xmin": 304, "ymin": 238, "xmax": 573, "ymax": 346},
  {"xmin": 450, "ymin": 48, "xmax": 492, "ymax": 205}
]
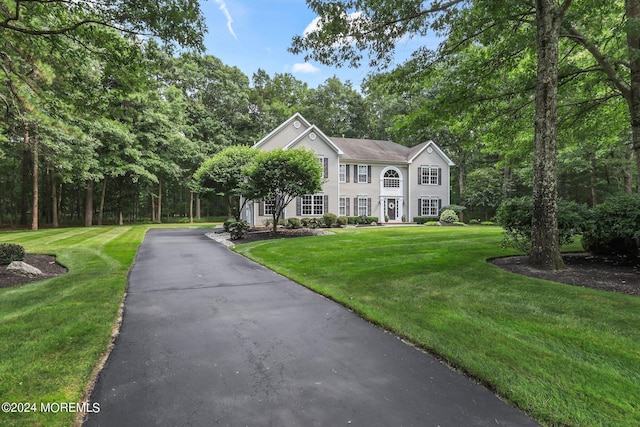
[
  {"xmin": 235, "ymin": 226, "xmax": 640, "ymax": 427},
  {"xmin": 0, "ymin": 224, "xmax": 214, "ymax": 427}
]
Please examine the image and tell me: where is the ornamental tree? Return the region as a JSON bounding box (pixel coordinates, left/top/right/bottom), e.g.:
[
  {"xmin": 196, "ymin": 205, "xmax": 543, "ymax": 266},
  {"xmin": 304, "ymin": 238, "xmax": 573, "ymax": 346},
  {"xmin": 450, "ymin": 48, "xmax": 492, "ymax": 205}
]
[
  {"xmin": 194, "ymin": 145, "xmax": 258, "ymax": 222},
  {"xmin": 244, "ymin": 148, "xmax": 323, "ymax": 233}
]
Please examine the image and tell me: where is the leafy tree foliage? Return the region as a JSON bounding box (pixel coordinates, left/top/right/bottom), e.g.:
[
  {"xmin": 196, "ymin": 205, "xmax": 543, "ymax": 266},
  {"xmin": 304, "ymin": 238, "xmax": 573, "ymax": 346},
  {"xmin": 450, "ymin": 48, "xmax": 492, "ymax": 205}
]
[{"xmin": 244, "ymin": 148, "xmax": 323, "ymax": 234}]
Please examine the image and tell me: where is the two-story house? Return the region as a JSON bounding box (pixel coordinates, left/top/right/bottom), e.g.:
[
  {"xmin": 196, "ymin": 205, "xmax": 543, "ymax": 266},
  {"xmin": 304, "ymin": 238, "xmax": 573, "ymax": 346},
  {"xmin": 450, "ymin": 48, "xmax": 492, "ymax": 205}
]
[{"xmin": 245, "ymin": 113, "xmax": 454, "ymax": 226}]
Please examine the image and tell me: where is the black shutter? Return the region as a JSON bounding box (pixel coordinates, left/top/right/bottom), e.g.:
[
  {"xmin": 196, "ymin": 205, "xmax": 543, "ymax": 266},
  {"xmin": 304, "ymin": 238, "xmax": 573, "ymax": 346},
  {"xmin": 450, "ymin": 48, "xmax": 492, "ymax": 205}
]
[
  {"xmin": 438, "ymin": 168, "xmax": 442, "ymax": 185},
  {"xmin": 354, "ymin": 198, "xmax": 358, "ymax": 215},
  {"xmin": 346, "ymin": 164, "xmax": 350, "ymax": 182},
  {"xmin": 438, "ymin": 199, "xmax": 442, "ymax": 214},
  {"xmin": 367, "ymin": 198, "xmax": 372, "ymax": 216},
  {"xmin": 418, "ymin": 199, "xmax": 422, "ymax": 217},
  {"xmin": 296, "ymin": 197, "xmax": 301, "ymax": 216},
  {"xmin": 418, "ymin": 167, "xmax": 422, "ymax": 185},
  {"xmin": 367, "ymin": 165, "xmax": 372, "ymax": 183},
  {"xmin": 346, "ymin": 198, "xmax": 350, "ymax": 216},
  {"xmin": 354, "ymin": 165, "xmax": 359, "ymax": 183},
  {"xmin": 324, "ymin": 195, "xmax": 329, "ymax": 214},
  {"xmin": 324, "ymin": 158, "xmax": 329, "ymax": 179}
]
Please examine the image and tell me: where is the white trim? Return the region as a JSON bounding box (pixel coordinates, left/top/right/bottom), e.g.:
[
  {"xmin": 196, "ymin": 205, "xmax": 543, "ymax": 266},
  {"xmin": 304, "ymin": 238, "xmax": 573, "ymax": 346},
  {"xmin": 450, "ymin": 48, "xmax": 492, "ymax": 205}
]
[
  {"xmin": 408, "ymin": 140, "xmax": 455, "ymax": 166},
  {"xmin": 253, "ymin": 112, "xmax": 311, "ymax": 149},
  {"xmin": 283, "ymin": 125, "xmax": 344, "ymax": 154}
]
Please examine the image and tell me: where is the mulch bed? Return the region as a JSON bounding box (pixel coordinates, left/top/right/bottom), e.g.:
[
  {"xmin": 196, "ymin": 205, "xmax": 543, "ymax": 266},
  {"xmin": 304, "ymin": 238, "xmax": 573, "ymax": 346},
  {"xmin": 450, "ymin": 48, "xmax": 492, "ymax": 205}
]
[
  {"xmin": 0, "ymin": 254, "xmax": 68, "ymax": 289},
  {"xmin": 237, "ymin": 227, "xmax": 332, "ymax": 244},
  {"xmin": 490, "ymin": 253, "xmax": 640, "ymax": 295}
]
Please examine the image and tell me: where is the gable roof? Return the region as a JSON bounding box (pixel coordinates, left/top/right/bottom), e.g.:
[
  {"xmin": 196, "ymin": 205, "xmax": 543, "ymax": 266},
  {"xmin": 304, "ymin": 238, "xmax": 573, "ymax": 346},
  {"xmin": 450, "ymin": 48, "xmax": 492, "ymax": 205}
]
[
  {"xmin": 284, "ymin": 125, "xmax": 343, "ymax": 155},
  {"xmin": 330, "ymin": 137, "xmax": 455, "ymax": 166},
  {"xmin": 253, "ymin": 112, "xmax": 311, "ymax": 149}
]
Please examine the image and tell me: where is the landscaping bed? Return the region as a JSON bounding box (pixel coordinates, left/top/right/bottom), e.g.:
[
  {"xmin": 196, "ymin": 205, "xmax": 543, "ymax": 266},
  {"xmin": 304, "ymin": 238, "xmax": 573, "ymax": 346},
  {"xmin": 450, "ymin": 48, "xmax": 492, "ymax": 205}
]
[{"xmin": 0, "ymin": 254, "xmax": 67, "ymax": 288}]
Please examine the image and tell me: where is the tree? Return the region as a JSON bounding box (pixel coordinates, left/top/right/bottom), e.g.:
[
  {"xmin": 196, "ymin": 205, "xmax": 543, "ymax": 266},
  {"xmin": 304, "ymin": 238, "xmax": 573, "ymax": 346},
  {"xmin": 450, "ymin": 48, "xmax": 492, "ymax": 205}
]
[
  {"xmin": 194, "ymin": 146, "xmax": 257, "ymax": 221},
  {"xmin": 244, "ymin": 148, "xmax": 323, "ymax": 233}
]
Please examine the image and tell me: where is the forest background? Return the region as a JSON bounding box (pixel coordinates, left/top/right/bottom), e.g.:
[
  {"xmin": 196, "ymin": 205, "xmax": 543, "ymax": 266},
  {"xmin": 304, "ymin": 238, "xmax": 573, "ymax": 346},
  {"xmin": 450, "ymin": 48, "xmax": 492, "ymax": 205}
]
[{"xmin": 1, "ymin": 0, "xmax": 638, "ymax": 230}]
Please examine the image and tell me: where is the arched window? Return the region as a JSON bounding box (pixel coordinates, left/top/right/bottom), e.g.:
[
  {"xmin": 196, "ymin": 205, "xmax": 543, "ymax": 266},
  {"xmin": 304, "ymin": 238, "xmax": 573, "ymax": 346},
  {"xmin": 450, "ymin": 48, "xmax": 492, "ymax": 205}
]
[{"xmin": 383, "ymin": 169, "xmax": 400, "ymax": 188}]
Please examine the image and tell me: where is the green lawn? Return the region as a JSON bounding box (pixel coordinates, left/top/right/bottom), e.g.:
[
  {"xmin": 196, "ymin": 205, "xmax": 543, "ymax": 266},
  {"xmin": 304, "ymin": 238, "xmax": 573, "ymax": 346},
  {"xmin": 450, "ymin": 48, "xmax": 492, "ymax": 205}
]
[
  {"xmin": 235, "ymin": 226, "xmax": 640, "ymax": 427},
  {"xmin": 0, "ymin": 224, "xmax": 214, "ymax": 427}
]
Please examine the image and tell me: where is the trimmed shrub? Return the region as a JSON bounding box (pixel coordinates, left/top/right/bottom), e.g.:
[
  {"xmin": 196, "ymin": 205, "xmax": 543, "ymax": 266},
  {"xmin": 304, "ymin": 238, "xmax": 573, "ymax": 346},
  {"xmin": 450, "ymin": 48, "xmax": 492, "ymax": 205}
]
[
  {"xmin": 228, "ymin": 220, "xmax": 249, "ymax": 240},
  {"xmin": 496, "ymin": 196, "xmax": 590, "ymax": 253},
  {"xmin": 336, "ymin": 216, "xmax": 348, "ymax": 227},
  {"xmin": 223, "ymin": 218, "xmax": 236, "ymax": 232},
  {"xmin": 413, "ymin": 216, "xmax": 440, "ymax": 224},
  {"xmin": 439, "ymin": 209, "xmax": 459, "ymax": 224},
  {"xmin": 441, "ymin": 204, "xmax": 466, "ymax": 215},
  {"xmin": 0, "ymin": 243, "xmax": 25, "ymax": 265},
  {"xmin": 287, "ymin": 218, "xmax": 302, "ymax": 229},
  {"xmin": 308, "ymin": 218, "xmax": 320, "ymax": 229},
  {"xmin": 301, "ymin": 218, "xmax": 311, "ymax": 227},
  {"xmin": 582, "ymin": 194, "xmax": 640, "ymax": 260},
  {"xmin": 323, "ymin": 213, "xmax": 337, "ymax": 227},
  {"xmin": 469, "ymin": 219, "xmax": 480, "ymax": 225},
  {"xmin": 425, "ymin": 221, "xmax": 439, "ymax": 226}
]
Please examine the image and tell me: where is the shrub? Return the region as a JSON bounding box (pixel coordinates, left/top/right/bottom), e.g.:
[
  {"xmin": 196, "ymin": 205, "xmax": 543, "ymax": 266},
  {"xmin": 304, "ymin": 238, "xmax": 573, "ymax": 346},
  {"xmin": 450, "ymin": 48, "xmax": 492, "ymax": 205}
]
[
  {"xmin": 469, "ymin": 219, "xmax": 480, "ymax": 225},
  {"xmin": 582, "ymin": 194, "xmax": 640, "ymax": 260},
  {"xmin": 441, "ymin": 204, "xmax": 466, "ymax": 215},
  {"xmin": 425, "ymin": 221, "xmax": 439, "ymax": 226},
  {"xmin": 228, "ymin": 220, "xmax": 249, "ymax": 240},
  {"xmin": 496, "ymin": 196, "xmax": 590, "ymax": 253},
  {"xmin": 337, "ymin": 216, "xmax": 348, "ymax": 227},
  {"xmin": 323, "ymin": 213, "xmax": 337, "ymax": 227},
  {"xmin": 287, "ymin": 218, "xmax": 301, "ymax": 229},
  {"xmin": 480, "ymin": 221, "xmax": 495, "ymax": 226},
  {"xmin": 439, "ymin": 209, "xmax": 459, "ymax": 224},
  {"xmin": 308, "ymin": 218, "xmax": 320, "ymax": 229},
  {"xmin": 413, "ymin": 216, "xmax": 439, "ymax": 224},
  {"xmin": 223, "ymin": 218, "xmax": 236, "ymax": 232},
  {"xmin": 301, "ymin": 218, "xmax": 311, "ymax": 227},
  {"xmin": 0, "ymin": 243, "xmax": 25, "ymax": 265}
]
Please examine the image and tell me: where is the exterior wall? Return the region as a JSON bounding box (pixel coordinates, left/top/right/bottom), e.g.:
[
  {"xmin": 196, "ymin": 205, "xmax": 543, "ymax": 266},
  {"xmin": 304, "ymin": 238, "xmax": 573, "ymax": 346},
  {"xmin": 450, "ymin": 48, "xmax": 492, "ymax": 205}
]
[
  {"xmin": 408, "ymin": 150, "xmax": 451, "ymax": 219},
  {"xmin": 257, "ymin": 119, "xmax": 309, "ymax": 151}
]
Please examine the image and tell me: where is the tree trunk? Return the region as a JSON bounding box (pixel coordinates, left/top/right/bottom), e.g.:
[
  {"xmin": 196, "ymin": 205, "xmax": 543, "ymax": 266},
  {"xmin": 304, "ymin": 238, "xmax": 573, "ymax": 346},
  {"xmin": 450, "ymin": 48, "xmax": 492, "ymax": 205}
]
[
  {"xmin": 98, "ymin": 178, "xmax": 107, "ymax": 225},
  {"xmin": 85, "ymin": 179, "xmax": 94, "ymax": 227},
  {"xmin": 189, "ymin": 192, "xmax": 194, "ymax": 223},
  {"xmin": 20, "ymin": 130, "xmax": 30, "ymax": 226},
  {"xmin": 627, "ymin": 0, "xmax": 640, "ymax": 193},
  {"xmin": 157, "ymin": 178, "xmax": 162, "ymax": 223},
  {"xmin": 529, "ymin": 0, "xmax": 569, "ymax": 270},
  {"xmin": 52, "ymin": 171, "xmax": 59, "ymax": 228},
  {"xmin": 151, "ymin": 193, "xmax": 156, "ymax": 223},
  {"xmin": 31, "ymin": 126, "xmax": 39, "ymax": 231},
  {"xmin": 196, "ymin": 195, "xmax": 201, "ymax": 219}
]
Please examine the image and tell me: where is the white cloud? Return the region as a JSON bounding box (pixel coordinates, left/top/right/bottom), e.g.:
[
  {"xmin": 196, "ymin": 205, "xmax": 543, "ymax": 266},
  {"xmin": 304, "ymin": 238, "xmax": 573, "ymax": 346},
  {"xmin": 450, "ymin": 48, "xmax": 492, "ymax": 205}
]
[
  {"xmin": 214, "ymin": 0, "xmax": 237, "ymax": 40},
  {"xmin": 292, "ymin": 62, "xmax": 321, "ymax": 74}
]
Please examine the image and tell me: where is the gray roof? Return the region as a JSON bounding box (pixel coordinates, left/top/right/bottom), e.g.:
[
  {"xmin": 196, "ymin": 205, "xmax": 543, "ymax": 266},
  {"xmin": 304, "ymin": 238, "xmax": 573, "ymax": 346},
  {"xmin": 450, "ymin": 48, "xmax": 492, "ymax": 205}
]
[{"xmin": 330, "ymin": 137, "xmax": 430, "ymax": 163}]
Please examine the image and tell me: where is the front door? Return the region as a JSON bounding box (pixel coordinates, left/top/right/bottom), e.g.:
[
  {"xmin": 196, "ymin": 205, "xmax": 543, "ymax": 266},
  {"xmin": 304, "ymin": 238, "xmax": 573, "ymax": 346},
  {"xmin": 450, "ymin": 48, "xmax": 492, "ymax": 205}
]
[{"xmin": 387, "ymin": 198, "xmax": 397, "ymax": 222}]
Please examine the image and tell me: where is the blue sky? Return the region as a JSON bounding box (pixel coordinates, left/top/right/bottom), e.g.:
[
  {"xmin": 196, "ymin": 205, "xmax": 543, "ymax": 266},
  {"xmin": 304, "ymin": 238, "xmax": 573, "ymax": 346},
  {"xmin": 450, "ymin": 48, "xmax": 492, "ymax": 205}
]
[{"xmin": 199, "ymin": 0, "xmax": 439, "ymax": 90}]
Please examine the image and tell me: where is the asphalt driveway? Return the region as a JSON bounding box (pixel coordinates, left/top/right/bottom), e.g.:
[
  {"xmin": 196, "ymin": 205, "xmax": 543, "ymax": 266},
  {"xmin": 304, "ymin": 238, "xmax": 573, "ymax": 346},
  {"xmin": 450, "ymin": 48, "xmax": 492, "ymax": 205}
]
[{"xmin": 85, "ymin": 228, "xmax": 539, "ymax": 426}]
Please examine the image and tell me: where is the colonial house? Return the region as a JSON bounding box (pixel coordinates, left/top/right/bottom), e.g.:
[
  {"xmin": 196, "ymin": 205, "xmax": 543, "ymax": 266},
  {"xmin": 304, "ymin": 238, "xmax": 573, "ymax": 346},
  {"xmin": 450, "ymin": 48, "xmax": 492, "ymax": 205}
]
[{"xmin": 244, "ymin": 113, "xmax": 454, "ymax": 226}]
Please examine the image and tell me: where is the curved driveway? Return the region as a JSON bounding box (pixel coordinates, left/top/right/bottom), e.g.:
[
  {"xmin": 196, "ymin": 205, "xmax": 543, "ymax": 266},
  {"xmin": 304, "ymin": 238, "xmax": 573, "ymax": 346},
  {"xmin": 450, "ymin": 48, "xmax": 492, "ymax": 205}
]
[{"xmin": 85, "ymin": 228, "xmax": 538, "ymax": 426}]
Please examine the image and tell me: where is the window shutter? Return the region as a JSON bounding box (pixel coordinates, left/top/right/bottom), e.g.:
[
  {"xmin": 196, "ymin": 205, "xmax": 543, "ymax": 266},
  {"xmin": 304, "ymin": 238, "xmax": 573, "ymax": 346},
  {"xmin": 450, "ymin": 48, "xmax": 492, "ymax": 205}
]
[
  {"xmin": 346, "ymin": 164, "xmax": 350, "ymax": 182},
  {"xmin": 296, "ymin": 197, "xmax": 301, "ymax": 216},
  {"xmin": 418, "ymin": 167, "xmax": 423, "ymax": 185},
  {"xmin": 438, "ymin": 168, "xmax": 442, "ymax": 185},
  {"xmin": 438, "ymin": 199, "xmax": 442, "ymax": 214},
  {"xmin": 259, "ymin": 202, "xmax": 264, "ymax": 216},
  {"xmin": 367, "ymin": 165, "xmax": 372, "ymax": 183},
  {"xmin": 418, "ymin": 199, "xmax": 422, "ymax": 216},
  {"xmin": 324, "ymin": 158, "xmax": 329, "ymax": 179},
  {"xmin": 354, "ymin": 165, "xmax": 358, "ymax": 183},
  {"xmin": 354, "ymin": 198, "xmax": 358, "ymax": 214},
  {"xmin": 346, "ymin": 198, "xmax": 350, "ymax": 216},
  {"xmin": 367, "ymin": 198, "xmax": 372, "ymax": 216},
  {"xmin": 324, "ymin": 195, "xmax": 329, "ymax": 213}
]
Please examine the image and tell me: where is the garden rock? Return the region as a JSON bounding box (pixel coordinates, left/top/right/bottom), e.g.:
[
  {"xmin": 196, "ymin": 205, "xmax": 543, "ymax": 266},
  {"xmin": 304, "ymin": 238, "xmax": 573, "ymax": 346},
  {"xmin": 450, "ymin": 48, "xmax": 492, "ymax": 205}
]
[{"xmin": 7, "ymin": 261, "xmax": 43, "ymax": 277}]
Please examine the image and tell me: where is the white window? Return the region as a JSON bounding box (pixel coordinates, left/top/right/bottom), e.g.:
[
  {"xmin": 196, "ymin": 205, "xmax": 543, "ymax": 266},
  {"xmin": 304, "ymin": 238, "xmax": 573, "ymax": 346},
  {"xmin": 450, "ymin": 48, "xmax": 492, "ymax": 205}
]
[
  {"xmin": 420, "ymin": 166, "xmax": 440, "ymax": 185},
  {"xmin": 383, "ymin": 169, "xmax": 400, "ymax": 188},
  {"xmin": 339, "ymin": 197, "xmax": 347, "ymax": 216},
  {"xmin": 302, "ymin": 194, "xmax": 324, "ymax": 216},
  {"xmin": 420, "ymin": 197, "xmax": 440, "ymax": 216},
  {"xmin": 357, "ymin": 197, "xmax": 368, "ymax": 216},
  {"xmin": 339, "ymin": 164, "xmax": 347, "ymax": 183},
  {"xmin": 264, "ymin": 198, "xmax": 275, "ymax": 215},
  {"xmin": 358, "ymin": 165, "xmax": 368, "ymax": 183}
]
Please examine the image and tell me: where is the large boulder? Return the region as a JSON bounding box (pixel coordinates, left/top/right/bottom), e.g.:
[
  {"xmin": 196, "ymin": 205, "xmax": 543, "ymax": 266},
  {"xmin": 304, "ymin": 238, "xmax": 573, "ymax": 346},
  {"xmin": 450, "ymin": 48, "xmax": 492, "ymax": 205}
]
[{"xmin": 7, "ymin": 261, "xmax": 43, "ymax": 277}]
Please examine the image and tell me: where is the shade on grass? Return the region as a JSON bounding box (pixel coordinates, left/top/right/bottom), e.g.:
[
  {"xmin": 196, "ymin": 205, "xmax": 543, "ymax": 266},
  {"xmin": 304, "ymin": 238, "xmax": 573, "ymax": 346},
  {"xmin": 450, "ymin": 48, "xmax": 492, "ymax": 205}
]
[
  {"xmin": 0, "ymin": 224, "xmax": 212, "ymax": 427},
  {"xmin": 236, "ymin": 226, "xmax": 640, "ymax": 427}
]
